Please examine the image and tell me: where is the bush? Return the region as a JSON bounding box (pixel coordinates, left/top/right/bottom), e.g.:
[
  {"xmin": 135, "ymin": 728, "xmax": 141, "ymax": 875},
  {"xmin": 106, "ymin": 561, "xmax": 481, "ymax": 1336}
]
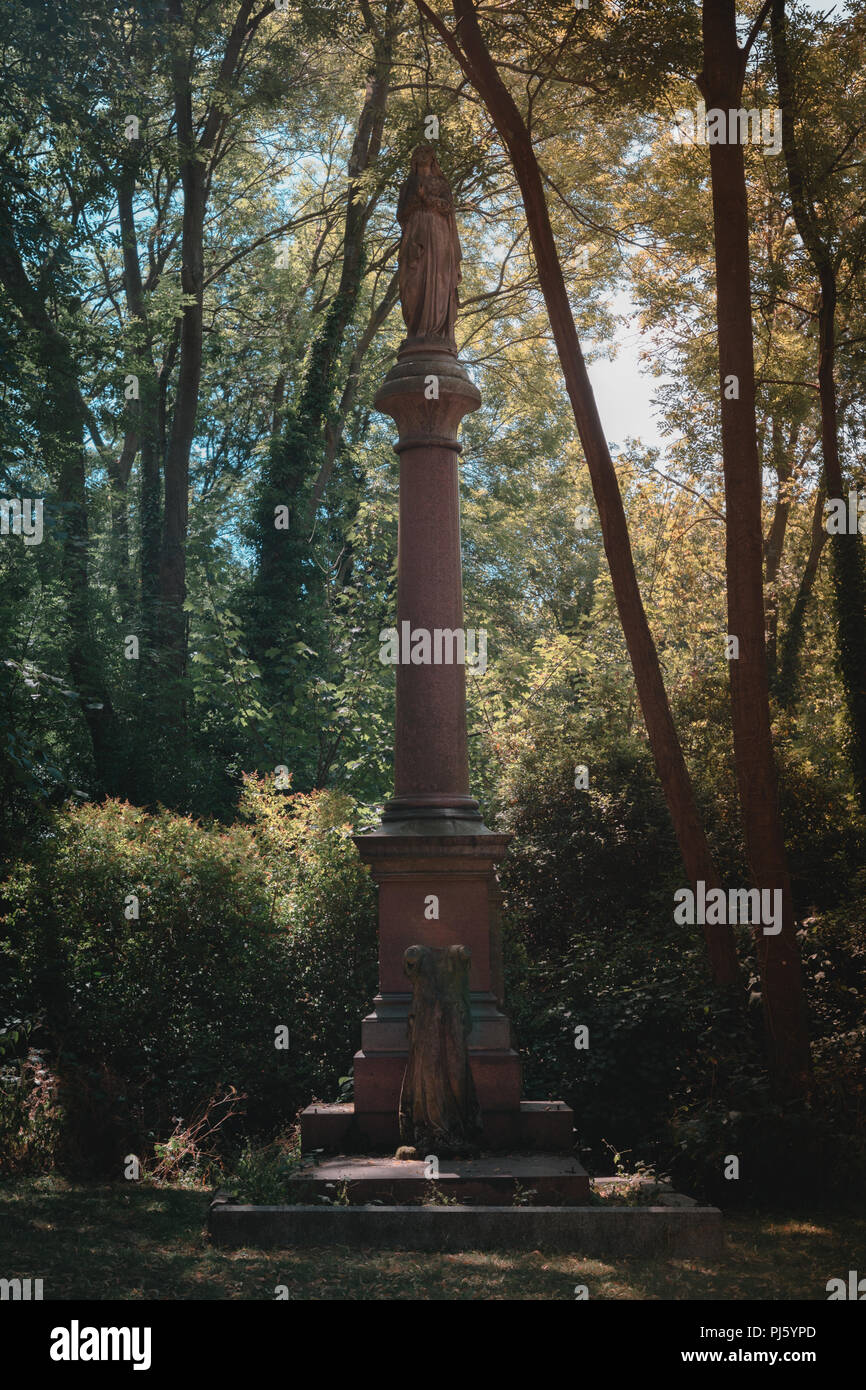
[
  {"xmin": 496, "ymin": 726, "xmax": 681, "ymax": 960},
  {"xmin": 225, "ymin": 1130, "xmax": 305, "ymax": 1204},
  {"xmin": 0, "ymin": 1050, "xmax": 63, "ymax": 1174},
  {"xmin": 0, "ymin": 777, "xmax": 377, "ymax": 1176},
  {"xmin": 494, "ymin": 721, "xmax": 866, "ymax": 1204}
]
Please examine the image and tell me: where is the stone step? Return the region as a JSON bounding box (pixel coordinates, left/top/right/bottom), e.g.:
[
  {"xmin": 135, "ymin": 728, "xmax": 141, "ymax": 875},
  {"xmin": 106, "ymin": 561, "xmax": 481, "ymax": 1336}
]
[
  {"xmin": 210, "ymin": 1200, "xmax": 725, "ymax": 1257},
  {"xmin": 361, "ymin": 1000, "xmax": 512, "ymax": 1051},
  {"xmin": 286, "ymin": 1153, "xmax": 590, "ymax": 1206}
]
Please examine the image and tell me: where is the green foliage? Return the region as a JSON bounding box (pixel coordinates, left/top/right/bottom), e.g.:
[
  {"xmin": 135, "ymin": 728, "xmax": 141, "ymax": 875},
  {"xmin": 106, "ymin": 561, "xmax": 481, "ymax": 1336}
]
[
  {"xmin": 0, "ymin": 778, "xmax": 377, "ymax": 1174},
  {"xmin": 222, "ymin": 1131, "xmax": 305, "ymax": 1206},
  {"xmin": 0, "ymin": 1052, "xmax": 63, "ymax": 1175},
  {"xmin": 496, "ymin": 715, "xmax": 681, "ymax": 956},
  {"xmin": 495, "ymin": 714, "xmax": 866, "ymax": 1203}
]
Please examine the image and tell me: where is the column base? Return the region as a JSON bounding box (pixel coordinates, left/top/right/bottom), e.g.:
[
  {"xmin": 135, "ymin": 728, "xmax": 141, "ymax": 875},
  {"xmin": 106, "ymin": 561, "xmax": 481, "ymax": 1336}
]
[
  {"xmin": 354, "ymin": 1045, "xmax": 522, "ymax": 1115},
  {"xmin": 300, "ymin": 1100, "xmax": 575, "ymax": 1155},
  {"xmin": 381, "ymin": 793, "xmax": 482, "ymax": 822}
]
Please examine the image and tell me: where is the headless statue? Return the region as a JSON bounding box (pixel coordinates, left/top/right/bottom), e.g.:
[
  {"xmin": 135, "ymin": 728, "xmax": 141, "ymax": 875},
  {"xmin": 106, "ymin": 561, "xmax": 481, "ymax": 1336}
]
[
  {"xmin": 399, "ymin": 943, "xmax": 483, "ymax": 1156},
  {"xmin": 397, "ymin": 144, "xmax": 462, "ymax": 352}
]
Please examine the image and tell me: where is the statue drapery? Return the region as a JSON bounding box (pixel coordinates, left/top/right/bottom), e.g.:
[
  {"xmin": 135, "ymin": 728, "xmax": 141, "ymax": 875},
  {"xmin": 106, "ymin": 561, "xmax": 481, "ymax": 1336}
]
[{"xmin": 397, "ymin": 144, "xmax": 462, "ymax": 351}]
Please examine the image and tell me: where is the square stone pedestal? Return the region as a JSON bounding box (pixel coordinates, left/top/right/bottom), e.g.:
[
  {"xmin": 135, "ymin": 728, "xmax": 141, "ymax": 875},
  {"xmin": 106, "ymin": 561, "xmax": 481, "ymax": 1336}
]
[
  {"xmin": 301, "ymin": 1099, "xmax": 574, "ymax": 1153},
  {"xmin": 300, "ymin": 824, "xmax": 575, "ymax": 1156}
]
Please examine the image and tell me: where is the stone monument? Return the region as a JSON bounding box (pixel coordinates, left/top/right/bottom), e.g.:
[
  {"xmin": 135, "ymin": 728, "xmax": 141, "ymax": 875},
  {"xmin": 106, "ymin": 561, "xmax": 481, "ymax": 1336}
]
[{"xmin": 301, "ymin": 146, "xmax": 574, "ymax": 1157}]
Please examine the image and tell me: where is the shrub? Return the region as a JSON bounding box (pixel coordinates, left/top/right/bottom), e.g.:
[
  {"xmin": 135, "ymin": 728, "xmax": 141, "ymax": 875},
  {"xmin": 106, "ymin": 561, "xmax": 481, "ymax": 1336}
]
[
  {"xmin": 494, "ymin": 721, "xmax": 866, "ymax": 1203},
  {"xmin": 0, "ymin": 778, "xmax": 377, "ymax": 1175},
  {"xmin": 226, "ymin": 1131, "xmax": 305, "ymax": 1204},
  {"xmin": 0, "ymin": 1050, "xmax": 63, "ymax": 1174}
]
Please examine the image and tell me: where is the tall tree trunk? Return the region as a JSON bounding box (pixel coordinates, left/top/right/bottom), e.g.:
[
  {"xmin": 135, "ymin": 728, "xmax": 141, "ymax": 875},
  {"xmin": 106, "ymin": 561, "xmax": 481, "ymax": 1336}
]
[
  {"xmin": 771, "ymin": 0, "xmax": 866, "ymax": 815},
  {"xmin": 0, "ymin": 226, "xmax": 117, "ymax": 789},
  {"xmin": 307, "ymin": 268, "xmax": 401, "ymax": 525},
  {"xmin": 161, "ymin": 10, "xmax": 203, "ymax": 712},
  {"xmin": 253, "ymin": 0, "xmax": 401, "ymax": 672},
  {"xmin": 418, "ymin": 0, "xmax": 741, "ymax": 989},
  {"xmin": 56, "ymin": 420, "xmax": 118, "ymax": 789},
  {"xmin": 117, "ymin": 168, "xmax": 161, "ymax": 653},
  {"xmin": 777, "ymin": 484, "xmax": 827, "ymax": 706},
  {"xmin": 698, "ymin": 0, "xmax": 809, "ymax": 1093},
  {"xmin": 160, "ymin": 0, "xmax": 257, "ymax": 727},
  {"xmin": 764, "ymin": 419, "xmax": 794, "ymax": 680},
  {"xmin": 106, "ymin": 429, "xmax": 137, "ymax": 626}
]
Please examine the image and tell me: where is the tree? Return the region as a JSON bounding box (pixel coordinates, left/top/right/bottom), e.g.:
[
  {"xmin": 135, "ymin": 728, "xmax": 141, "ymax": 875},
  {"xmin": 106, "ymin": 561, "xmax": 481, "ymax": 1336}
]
[
  {"xmin": 697, "ymin": 0, "xmax": 809, "ymax": 1092},
  {"xmin": 0, "ymin": 0, "xmax": 122, "ymax": 788},
  {"xmin": 770, "ymin": 0, "xmax": 866, "ymax": 813},
  {"xmin": 250, "ymin": 0, "xmax": 403, "ymax": 687}
]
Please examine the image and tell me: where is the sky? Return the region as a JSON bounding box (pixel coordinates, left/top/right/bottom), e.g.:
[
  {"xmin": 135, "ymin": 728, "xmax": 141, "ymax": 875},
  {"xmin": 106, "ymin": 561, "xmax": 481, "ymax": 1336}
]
[
  {"xmin": 585, "ymin": 303, "xmax": 667, "ymax": 454},
  {"xmin": 585, "ymin": 0, "xmax": 849, "ymax": 454}
]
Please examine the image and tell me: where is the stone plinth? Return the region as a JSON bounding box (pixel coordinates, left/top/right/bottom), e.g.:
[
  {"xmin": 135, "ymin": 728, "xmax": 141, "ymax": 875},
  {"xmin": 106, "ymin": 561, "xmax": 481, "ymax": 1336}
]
[
  {"xmin": 302, "ymin": 826, "xmax": 540, "ymax": 1152},
  {"xmin": 301, "ymin": 1100, "xmax": 574, "ymax": 1154}
]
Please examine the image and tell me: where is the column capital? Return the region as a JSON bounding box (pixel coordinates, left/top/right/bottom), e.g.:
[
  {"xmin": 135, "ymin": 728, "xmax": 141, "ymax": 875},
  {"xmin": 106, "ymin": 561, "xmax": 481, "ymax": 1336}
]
[{"xmin": 374, "ymin": 348, "xmax": 481, "ymax": 454}]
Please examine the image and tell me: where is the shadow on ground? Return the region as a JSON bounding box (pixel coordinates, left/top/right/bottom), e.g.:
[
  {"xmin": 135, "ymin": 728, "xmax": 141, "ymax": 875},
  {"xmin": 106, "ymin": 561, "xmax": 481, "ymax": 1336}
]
[{"xmin": 1, "ymin": 1179, "xmax": 863, "ymax": 1299}]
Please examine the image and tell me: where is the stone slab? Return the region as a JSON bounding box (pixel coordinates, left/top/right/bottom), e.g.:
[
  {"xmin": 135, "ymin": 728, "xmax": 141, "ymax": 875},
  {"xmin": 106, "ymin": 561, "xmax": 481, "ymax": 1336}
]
[
  {"xmin": 209, "ymin": 1201, "xmax": 724, "ymax": 1257},
  {"xmin": 286, "ymin": 1153, "xmax": 589, "ymax": 1205}
]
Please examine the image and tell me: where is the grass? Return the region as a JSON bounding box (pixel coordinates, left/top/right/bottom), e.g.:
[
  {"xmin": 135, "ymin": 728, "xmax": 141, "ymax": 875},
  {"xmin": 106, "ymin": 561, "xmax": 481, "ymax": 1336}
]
[{"xmin": 1, "ymin": 1176, "xmax": 863, "ymax": 1300}]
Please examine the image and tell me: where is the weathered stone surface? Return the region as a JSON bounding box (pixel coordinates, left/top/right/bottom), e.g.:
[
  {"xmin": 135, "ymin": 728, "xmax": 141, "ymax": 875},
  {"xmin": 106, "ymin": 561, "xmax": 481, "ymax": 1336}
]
[
  {"xmin": 592, "ymin": 1176, "xmax": 701, "ymax": 1208},
  {"xmin": 286, "ymin": 1153, "xmax": 590, "ymax": 1206},
  {"xmin": 300, "ymin": 1099, "xmax": 574, "ymax": 1154},
  {"xmin": 209, "ymin": 1201, "xmax": 725, "ymax": 1257},
  {"xmin": 399, "ymin": 943, "xmax": 482, "ymax": 1155},
  {"xmin": 397, "ymin": 144, "xmax": 462, "ymax": 353}
]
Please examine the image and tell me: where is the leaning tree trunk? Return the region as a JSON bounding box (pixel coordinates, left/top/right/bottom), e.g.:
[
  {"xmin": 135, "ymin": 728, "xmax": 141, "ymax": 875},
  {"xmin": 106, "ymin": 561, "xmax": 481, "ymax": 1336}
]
[
  {"xmin": 417, "ymin": 0, "xmax": 741, "ymax": 989},
  {"xmin": 699, "ymin": 0, "xmax": 809, "ymax": 1094}
]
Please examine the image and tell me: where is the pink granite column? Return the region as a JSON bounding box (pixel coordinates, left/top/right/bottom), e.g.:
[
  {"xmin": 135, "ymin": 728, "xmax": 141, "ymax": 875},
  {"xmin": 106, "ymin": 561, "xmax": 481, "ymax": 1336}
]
[{"xmin": 375, "ymin": 348, "xmax": 482, "ymax": 822}]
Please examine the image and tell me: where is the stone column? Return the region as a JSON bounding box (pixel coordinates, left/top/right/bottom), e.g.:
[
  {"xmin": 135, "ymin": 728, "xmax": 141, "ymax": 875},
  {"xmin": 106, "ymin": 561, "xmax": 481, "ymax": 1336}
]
[{"xmin": 375, "ymin": 346, "xmax": 481, "ymax": 824}]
